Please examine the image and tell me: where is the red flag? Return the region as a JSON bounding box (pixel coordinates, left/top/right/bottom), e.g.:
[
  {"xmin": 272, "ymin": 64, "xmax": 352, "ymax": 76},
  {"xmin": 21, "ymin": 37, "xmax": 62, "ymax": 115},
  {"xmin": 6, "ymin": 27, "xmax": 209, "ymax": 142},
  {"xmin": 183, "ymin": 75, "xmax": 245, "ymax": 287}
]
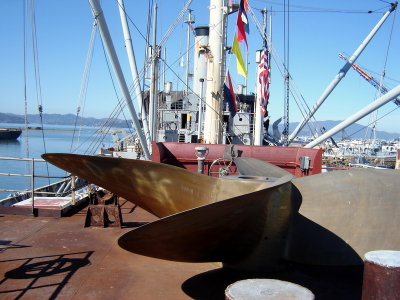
[
  {"xmin": 240, "ymin": 0, "xmax": 249, "ymax": 34},
  {"xmin": 224, "ymin": 71, "xmax": 238, "ymax": 116},
  {"xmin": 236, "ymin": 0, "xmax": 249, "ymax": 48},
  {"xmin": 258, "ymin": 46, "xmax": 270, "ymax": 117},
  {"xmin": 236, "ymin": 11, "xmax": 248, "ymax": 48}
]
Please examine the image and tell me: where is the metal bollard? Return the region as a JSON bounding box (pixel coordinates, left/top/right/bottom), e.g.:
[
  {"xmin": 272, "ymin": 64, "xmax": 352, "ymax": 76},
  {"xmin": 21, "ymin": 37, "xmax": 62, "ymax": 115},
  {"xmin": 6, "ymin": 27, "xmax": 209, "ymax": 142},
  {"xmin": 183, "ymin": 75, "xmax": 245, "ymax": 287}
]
[
  {"xmin": 194, "ymin": 146, "xmax": 209, "ymax": 174},
  {"xmin": 361, "ymin": 250, "xmax": 400, "ymax": 300},
  {"xmin": 225, "ymin": 279, "xmax": 314, "ymax": 300}
]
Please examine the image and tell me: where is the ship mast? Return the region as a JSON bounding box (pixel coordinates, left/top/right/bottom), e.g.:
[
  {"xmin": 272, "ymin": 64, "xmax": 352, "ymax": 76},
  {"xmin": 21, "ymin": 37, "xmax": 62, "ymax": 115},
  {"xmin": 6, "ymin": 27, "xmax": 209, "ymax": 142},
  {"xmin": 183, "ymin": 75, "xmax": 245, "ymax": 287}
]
[
  {"xmin": 149, "ymin": 3, "xmax": 159, "ymax": 142},
  {"xmin": 88, "ymin": 0, "xmax": 151, "ymax": 160},
  {"xmin": 117, "ymin": 0, "xmax": 151, "ymax": 149},
  {"xmin": 184, "ymin": 10, "xmax": 194, "ymax": 94},
  {"xmin": 288, "ymin": 3, "xmax": 397, "ymax": 144},
  {"xmin": 203, "ymin": 0, "xmax": 226, "ymax": 144}
]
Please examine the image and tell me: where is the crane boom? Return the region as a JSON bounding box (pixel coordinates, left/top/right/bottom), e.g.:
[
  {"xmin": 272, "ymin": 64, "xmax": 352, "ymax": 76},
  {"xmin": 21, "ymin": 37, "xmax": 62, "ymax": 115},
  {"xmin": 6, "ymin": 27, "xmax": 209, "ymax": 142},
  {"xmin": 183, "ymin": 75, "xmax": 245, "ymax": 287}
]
[{"xmin": 338, "ymin": 53, "xmax": 400, "ymax": 106}]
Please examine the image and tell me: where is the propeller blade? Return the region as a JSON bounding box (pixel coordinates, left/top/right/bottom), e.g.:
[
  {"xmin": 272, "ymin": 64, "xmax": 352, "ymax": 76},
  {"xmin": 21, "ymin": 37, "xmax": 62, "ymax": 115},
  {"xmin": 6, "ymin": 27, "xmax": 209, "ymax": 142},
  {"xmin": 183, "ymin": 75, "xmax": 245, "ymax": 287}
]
[
  {"xmin": 287, "ymin": 168, "xmax": 400, "ymax": 265},
  {"xmin": 232, "ymin": 157, "xmax": 400, "ymax": 265},
  {"xmin": 42, "ymin": 153, "xmax": 282, "ymax": 218},
  {"xmin": 234, "ymin": 157, "xmax": 294, "ymax": 178},
  {"xmin": 118, "ymin": 176, "xmax": 293, "ymax": 267}
]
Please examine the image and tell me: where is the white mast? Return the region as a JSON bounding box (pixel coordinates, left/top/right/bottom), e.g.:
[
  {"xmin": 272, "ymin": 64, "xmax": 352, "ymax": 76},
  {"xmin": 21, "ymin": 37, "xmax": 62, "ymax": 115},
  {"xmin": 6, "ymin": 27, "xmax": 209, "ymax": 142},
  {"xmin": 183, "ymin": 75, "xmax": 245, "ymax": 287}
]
[
  {"xmin": 305, "ymin": 85, "xmax": 400, "ymax": 148},
  {"xmin": 88, "ymin": 0, "xmax": 150, "ymax": 160},
  {"xmin": 203, "ymin": 0, "xmax": 225, "ymax": 144},
  {"xmin": 184, "ymin": 10, "xmax": 194, "ymax": 93},
  {"xmin": 117, "ymin": 0, "xmax": 151, "ymax": 149},
  {"xmin": 288, "ymin": 3, "xmax": 397, "ymax": 144},
  {"xmin": 149, "ymin": 3, "xmax": 159, "ymax": 141}
]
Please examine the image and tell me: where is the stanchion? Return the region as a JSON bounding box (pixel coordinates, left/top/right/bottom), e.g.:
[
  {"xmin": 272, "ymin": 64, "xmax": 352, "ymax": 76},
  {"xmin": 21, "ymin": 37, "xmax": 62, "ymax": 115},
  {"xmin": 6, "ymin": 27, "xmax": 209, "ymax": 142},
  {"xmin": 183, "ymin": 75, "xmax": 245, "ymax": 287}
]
[{"xmin": 361, "ymin": 250, "xmax": 400, "ymax": 300}]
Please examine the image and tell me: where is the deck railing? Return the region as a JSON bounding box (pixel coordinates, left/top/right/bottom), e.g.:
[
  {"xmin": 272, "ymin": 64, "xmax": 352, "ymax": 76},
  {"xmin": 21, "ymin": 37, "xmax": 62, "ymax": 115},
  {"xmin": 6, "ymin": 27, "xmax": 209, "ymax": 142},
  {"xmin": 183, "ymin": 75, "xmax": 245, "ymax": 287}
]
[{"xmin": 0, "ymin": 156, "xmax": 84, "ymax": 215}]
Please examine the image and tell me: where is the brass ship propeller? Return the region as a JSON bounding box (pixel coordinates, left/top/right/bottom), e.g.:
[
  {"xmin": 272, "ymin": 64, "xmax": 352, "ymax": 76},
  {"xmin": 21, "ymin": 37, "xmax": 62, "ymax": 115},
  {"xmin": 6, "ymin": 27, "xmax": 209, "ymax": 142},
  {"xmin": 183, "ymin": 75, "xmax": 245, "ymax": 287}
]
[{"xmin": 43, "ymin": 153, "xmax": 400, "ymax": 270}]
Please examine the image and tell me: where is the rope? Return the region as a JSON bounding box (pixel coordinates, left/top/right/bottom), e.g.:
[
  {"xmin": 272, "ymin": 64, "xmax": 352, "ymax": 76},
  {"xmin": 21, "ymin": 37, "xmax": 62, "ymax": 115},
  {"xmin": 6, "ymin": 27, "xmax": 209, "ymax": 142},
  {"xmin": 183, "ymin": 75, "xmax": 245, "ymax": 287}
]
[
  {"xmin": 251, "ymin": 1, "xmax": 390, "ymax": 14},
  {"xmin": 364, "ymin": 7, "xmax": 397, "ymax": 140},
  {"xmin": 82, "ymin": 31, "xmax": 134, "ymax": 155},
  {"xmin": 70, "ymin": 21, "xmax": 98, "ymax": 153},
  {"xmin": 23, "ymin": 0, "xmax": 31, "ymax": 189},
  {"xmin": 27, "ymin": 0, "xmax": 50, "ymax": 184},
  {"xmin": 283, "ymin": 0, "xmax": 290, "ymax": 144}
]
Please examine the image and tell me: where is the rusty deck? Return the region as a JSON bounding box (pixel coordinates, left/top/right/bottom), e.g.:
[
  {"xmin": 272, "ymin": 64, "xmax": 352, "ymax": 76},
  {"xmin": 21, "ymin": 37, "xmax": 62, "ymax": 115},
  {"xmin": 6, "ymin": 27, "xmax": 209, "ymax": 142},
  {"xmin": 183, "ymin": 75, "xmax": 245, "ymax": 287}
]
[{"xmin": 0, "ymin": 200, "xmax": 363, "ymax": 300}]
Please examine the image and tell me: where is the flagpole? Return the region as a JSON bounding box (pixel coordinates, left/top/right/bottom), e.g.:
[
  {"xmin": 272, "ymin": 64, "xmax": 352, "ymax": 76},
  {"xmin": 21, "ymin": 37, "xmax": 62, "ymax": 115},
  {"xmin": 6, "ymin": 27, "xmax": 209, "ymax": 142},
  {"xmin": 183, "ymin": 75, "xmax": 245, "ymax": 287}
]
[{"xmin": 254, "ymin": 9, "xmax": 267, "ymax": 146}]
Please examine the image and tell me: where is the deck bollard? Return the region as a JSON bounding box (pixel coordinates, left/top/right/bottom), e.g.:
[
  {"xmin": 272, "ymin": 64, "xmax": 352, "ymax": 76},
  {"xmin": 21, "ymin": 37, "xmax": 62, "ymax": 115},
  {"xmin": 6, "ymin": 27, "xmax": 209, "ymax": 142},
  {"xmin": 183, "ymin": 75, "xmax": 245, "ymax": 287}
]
[
  {"xmin": 361, "ymin": 250, "xmax": 400, "ymax": 300},
  {"xmin": 194, "ymin": 146, "xmax": 209, "ymax": 174},
  {"xmin": 225, "ymin": 279, "xmax": 314, "ymax": 300}
]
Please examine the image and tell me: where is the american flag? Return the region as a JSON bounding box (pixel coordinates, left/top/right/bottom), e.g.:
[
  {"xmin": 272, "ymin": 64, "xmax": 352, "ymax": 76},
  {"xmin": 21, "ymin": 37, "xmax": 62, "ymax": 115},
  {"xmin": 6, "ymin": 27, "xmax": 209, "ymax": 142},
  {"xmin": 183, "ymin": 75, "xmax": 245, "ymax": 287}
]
[{"xmin": 258, "ymin": 45, "xmax": 270, "ymax": 117}]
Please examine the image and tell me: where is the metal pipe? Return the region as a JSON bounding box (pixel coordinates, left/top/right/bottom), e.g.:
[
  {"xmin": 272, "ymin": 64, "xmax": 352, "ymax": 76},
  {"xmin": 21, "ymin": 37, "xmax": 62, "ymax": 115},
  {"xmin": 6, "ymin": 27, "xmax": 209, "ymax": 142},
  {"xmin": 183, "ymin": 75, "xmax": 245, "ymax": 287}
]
[
  {"xmin": 88, "ymin": 0, "xmax": 150, "ymax": 160},
  {"xmin": 305, "ymin": 84, "xmax": 400, "ymax": 148},
  {"xmin": 31, "ymin": 158, "xmax": 35, "ymax": 216},
  {"xmin": 289, "ymin": 3, "xmax": 397, "ymax": 144},
  {"xmin": 56, "ymin": 180, "xmax": 67, "ymax": 195},
  {"xmin": 198, "ymin": 78, "xmax": 205, "ymax": 142},
  {"xmin": 185, "ymin": 10, "xmax": 194, "ymax": 93},
  {"xmin": 0, "ymin": 156, "xmax": 45, "ymax": 162},
  {"xmin": 163, "ymin": 48, "xmax": 167, "ymax": 90},
  {"xmin": 117, "ymin": 0, "xmax": 151, "ymax": 149}
]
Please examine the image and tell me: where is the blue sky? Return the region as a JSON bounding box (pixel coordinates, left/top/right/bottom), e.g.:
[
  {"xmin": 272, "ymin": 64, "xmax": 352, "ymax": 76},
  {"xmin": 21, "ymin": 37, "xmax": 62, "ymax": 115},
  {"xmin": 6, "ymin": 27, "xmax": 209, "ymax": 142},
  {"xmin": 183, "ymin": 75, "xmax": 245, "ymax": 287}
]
[{"xmin": 0, "ymin": 0, "xmax": 399, "ymax": 134}]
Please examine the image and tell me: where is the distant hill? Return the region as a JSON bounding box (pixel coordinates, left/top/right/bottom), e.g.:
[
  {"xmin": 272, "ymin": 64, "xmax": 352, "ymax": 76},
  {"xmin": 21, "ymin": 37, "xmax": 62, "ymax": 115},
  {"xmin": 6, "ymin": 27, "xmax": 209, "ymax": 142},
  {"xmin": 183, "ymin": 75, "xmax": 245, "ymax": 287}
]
[
  {"xmin": 0, "ymin": 113, "xmax": 25, "ymax": 123},
  {"xmin": 1, "ymin": 113, "xmax": 398, "ymax": 140},
  {"xmin": 0, "ymin": 113, "xmax": 132, "ymax": 128},
  {"xmin": 277, "ymin": 120, "xmax": 400, "ymax": 140}
]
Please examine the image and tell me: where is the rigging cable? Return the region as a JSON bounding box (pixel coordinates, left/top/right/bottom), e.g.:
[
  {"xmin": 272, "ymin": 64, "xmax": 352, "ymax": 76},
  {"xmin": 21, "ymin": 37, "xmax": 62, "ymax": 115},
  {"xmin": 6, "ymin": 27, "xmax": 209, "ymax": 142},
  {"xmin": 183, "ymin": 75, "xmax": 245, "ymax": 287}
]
[
  {"xmin": 364, "ymin": 7, "xmax": 397, "ymax": 140},
  {"xmin": 252, "ymin": 1, "xmax": 389, "ymax": 14},
  {"xmin": 283, "ymin": 0, "xmax": 290, "ymax": 145},
  {"xmin": 28, "ymin": 0, "xmax": 50, "ymax": 184},
  {"xmin": 249, "ymin": 5, "xmax": 321, "ymax": 140},
  {"xmin": 116, "ymin": 0, "xmax": 151, "ymax": 139},
  {"xmin": 343, "ymin": 105, "xmax": 399, "ymax": 140},
  {"xmin": 23, "ymin": 0, "xmax": 31, "ymax": 189},
  {"xmin": 142, "ymin": 0, "xmax": 153, "ymax": 92},
  {"xmin": 82, "ymin": 31, "xmax": 134, "ymax": 155},
  {"xmin": 70, "ymin": 20, "xmax": 98, "ymax": 153},
  {"xmin": 23, "ymin": 0, "xmax": 30, "ymax": 159}
]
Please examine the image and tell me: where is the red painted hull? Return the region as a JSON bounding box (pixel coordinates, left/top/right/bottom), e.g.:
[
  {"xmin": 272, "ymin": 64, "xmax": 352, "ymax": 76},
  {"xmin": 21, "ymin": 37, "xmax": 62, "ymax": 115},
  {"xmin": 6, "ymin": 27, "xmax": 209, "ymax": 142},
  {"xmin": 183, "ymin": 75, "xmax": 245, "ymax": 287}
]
[{"xmin": 152, "ymin": 142, "xmax": 323, "ymax": 177}]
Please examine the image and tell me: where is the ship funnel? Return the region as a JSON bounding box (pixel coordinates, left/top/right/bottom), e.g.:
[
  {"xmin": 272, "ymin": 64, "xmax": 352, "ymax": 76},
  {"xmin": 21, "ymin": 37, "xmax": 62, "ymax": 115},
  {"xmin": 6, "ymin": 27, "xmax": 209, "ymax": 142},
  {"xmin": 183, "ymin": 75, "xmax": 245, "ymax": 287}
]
[
  {"xmin": 193, "ymin": 26, "xmax": 209, "ymax": 98},
  {"xmin": 164, "ymin": 81, "xmax": 172, "ymax": 94}
]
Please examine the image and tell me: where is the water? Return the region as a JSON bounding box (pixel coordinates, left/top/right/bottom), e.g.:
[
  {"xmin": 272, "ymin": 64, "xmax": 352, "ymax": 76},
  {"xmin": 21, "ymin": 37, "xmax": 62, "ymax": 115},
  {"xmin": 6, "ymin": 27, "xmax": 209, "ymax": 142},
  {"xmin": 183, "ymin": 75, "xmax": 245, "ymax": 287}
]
[{"xmin": 0, "ymin": 123, "xmax": 113, "ymax": 200}]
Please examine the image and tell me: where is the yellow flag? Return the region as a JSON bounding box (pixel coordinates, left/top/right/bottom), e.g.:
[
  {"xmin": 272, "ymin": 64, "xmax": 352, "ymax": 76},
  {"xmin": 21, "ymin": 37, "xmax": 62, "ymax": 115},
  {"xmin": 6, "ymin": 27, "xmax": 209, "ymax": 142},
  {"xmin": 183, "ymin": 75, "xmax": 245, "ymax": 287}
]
[{"xmin": 232, "ymin": 34, "xmax": 247, "ymax": 78}]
